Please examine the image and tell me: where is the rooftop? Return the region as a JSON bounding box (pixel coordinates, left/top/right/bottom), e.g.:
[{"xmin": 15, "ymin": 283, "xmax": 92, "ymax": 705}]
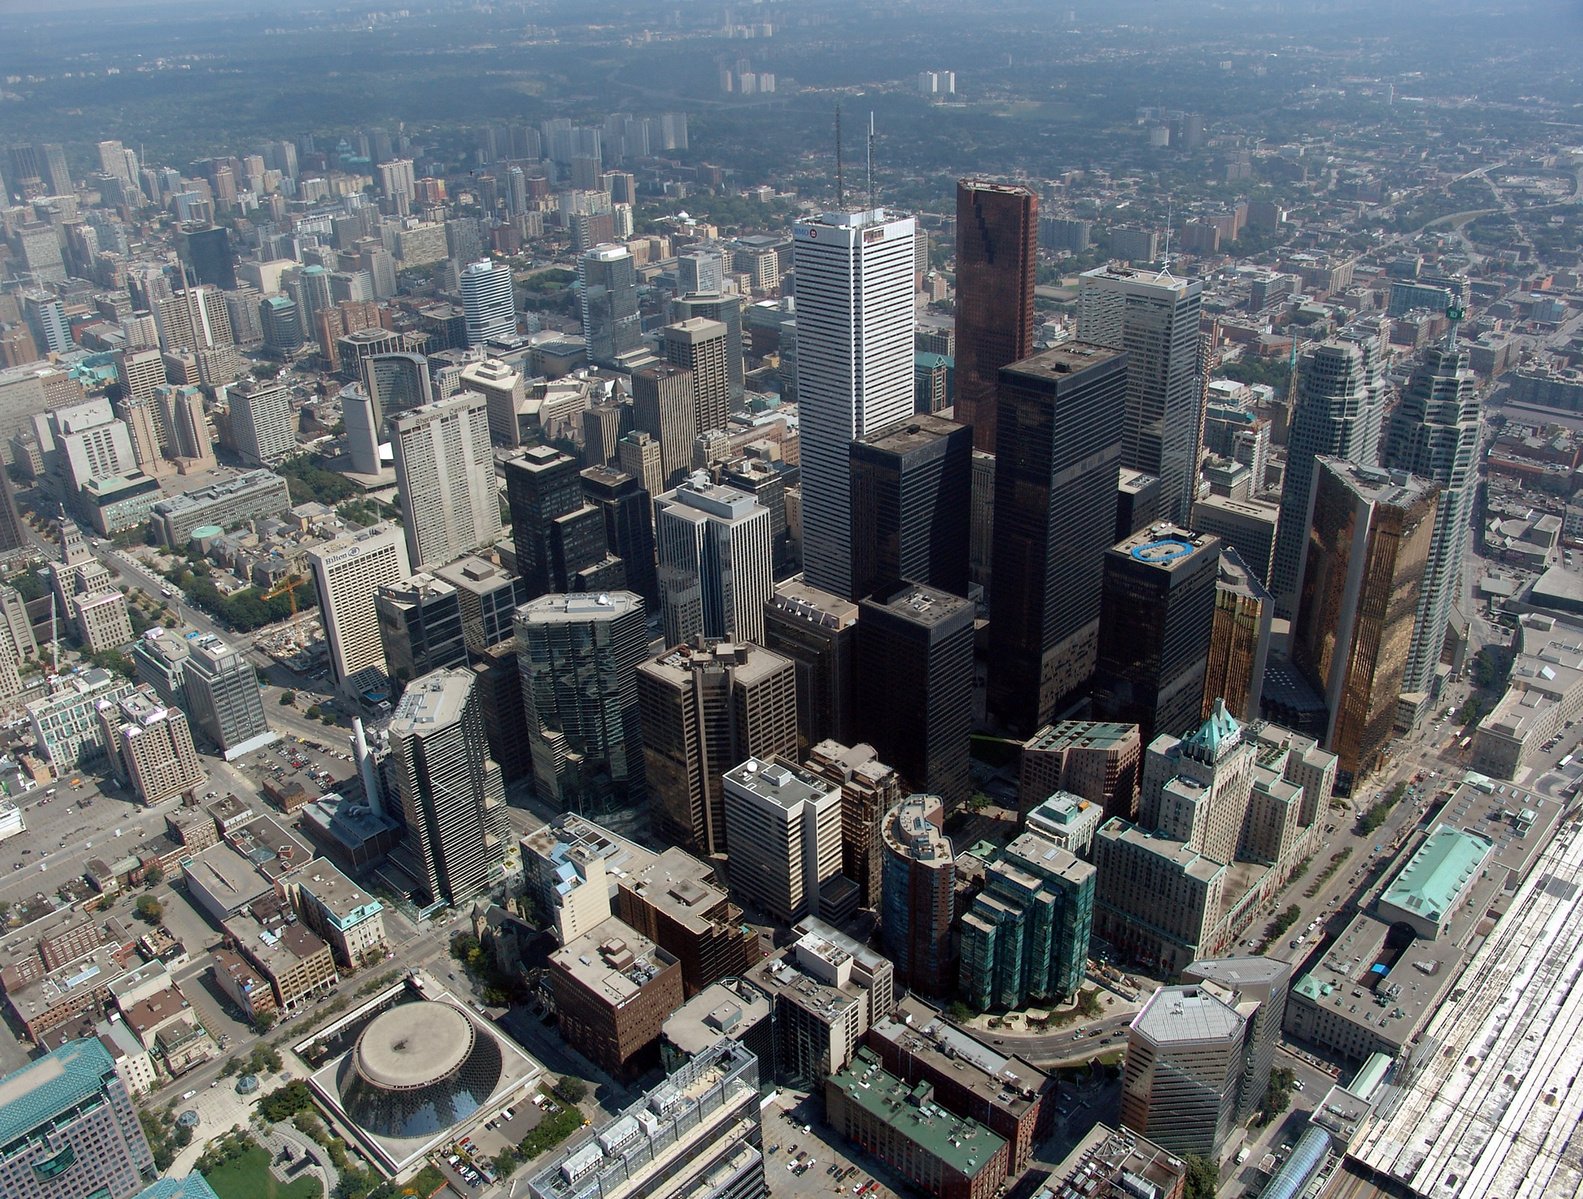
[
  {"xmin": 134, "ymin": 1176, "xmax": 223, "ymax": 1199},
  {"xmin": 1036, "ymin": 1123, "xmax": 1187, "ymax": 1199},
  {"xmin": 1000, "ymin": 341, "xmax": 1126, "ymax": 383},
  {"xmin": 870, "ymin": 995, "xmax": 1049, "ymax": 1114},
  {"xmin": 515, "ymin": 590, "xmax": 642, "ymax": 625},
  {"xmin": 661, "ymin": 977, "xmax": 773, "ymax": 1060},
  {"xmin": 723, "ymin": 757, "xmax": 838, "ymax": 813},
  {"xmin": 0, "ymin": 1037, "xmax": 115, "ymax": 1148},
  {"xmin": 829, "ymin": 1048, "xmax": 1007, "ymax": 1177},
  {"xmin": 187, "ymin": 842, "xmax": 272, "ymax": 912},
  {"xmin": 287, "ymin": 861, "xmax": 384, "ymax": 928},
  {"xmin": 1130, "ymin": 981, "xmax": 1248, "ymax": 1047},
  {"xmin": 1025, "ymin": 721, "xmax": 1139, "ymax": 753},
  {"xmin": 551, "ymin": 918, "xmax": 676, "ymax": 1006},
  {"xmin": 766, "ymin": 579, "xmax": 859, "ymax": 629},
  {"xmin": 1378, "ymin": 824, "xmax": 1493, "ymax": 930},
  {"xmin": 1110, "ymin": 523, "xmax": 1220, "ymax": 573},
  {"xmin": 388, "ymin": 668, "xmax": 473, "ymax": 734},
  {"xmin": 619, "ymin": 847, "xmax": 734, "ymax": 937},
  {"xmin": 864, "ymin": 581, "xmax": 974, "ymax": 628}
]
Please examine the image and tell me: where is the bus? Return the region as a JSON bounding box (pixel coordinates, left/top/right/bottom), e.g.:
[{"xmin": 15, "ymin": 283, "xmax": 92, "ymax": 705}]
[
  {"xmin": 1561, "ymin": 754, "xmax": 1574, "ymax": 769},
  {"xmin": 1459, "ymin": 735, "xmax": 1473, "ymax": 751}
]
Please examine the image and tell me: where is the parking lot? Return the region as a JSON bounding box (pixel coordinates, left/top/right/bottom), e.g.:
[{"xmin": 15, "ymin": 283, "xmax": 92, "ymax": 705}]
[{"xmin": 760, "ymin": 1089, "xmax": 910, "ymax": 1199}]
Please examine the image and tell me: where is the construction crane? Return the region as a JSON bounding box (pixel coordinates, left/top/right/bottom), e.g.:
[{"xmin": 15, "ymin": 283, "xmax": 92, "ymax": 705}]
[{"xmin": 262, "ymin": 573, "xmax": 307, "ymax": 617}]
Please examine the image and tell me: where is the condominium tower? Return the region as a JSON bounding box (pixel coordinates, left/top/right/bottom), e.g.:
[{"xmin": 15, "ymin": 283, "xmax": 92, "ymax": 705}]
[{"xmin": 389, "ymin": 391, "xmax": 500, "ymax": 570}]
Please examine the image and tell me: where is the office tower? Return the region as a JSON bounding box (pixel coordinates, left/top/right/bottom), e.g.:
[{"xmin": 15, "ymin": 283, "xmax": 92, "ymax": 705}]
[
  {"xmin": 339, "ymin": 383, "xmax": 382, "ymax": 475},
  {"xmin": 503, "ymin": 445, "xmax": 622, "ymax": 597},
  {"xmin": 259, "ymin": 294, "xmax": 302, "ymax": 352},
  {"xmin": 763, "ymin": 579, "xmax": 859, "ymax": 755},
  {"xmin": 0, "ymin": 467, "xmax": 25, "ymax": 556},
  {"xmin": 515, "ymin": 591, "xmax": 647, "ymax": 819},
  {"xmin": 1077, "ymin": 265, "xmax": 1205, "ymax": 524},
  {"xmin": 525, "ymin": 1040, "xmax": 764, "ymax": 1199},
  {"xmin": 1191, "ymin": 494, "xmax": 1280, "ymax": 589},
  {"xmin": 630, "ymin": 363, "xmax": 697, "ymax": 488},
  {"xmin": 97, "ymin": 684, "xmax": 206, "ymax": 804},
  {"xmin": 458, "ymin": 258, "xmax": 516, "ymax": 347},
  {"xmin": 429, "ymin": 555, "xmax": 527, "ymax": 657},
  {"xmin": 387, "ymin": 669, "xmax": 508, "ymax": 906},
  {"xmin": 959, "ymin": 832, "xmax": 1096, "ymax": 1010},
  {"xmin": 115, "ymin": 347, "xmax": 166, "ymax": 406},
  {"xmin": 1182, "ymin": 957, "xmax": 1291, "ymax": 1124},
  {"xmin": 376, "ymin": 158, "xmax": 416, "ymax": 210},
  {"xmin": 72, "ymin": 591, "xmax": 133, "ymax": 654},
  {"xmin": 954, "ymin": 180, "xmax": 1038, "ymax": 453},
  {"xmin": 16, "ymin": 225, "xmax": 66, "ymax": 284},
  {"xmin": 458, "ymin": 358, "xmax": 526, "ymax": 447},
  {"xmin": 677, "ymin": 249, "xmax": 724, "ymax": 295},
  {"xmin": 581, "ymin": 397, "xmax": 630, "ymax": 468},
  {"xmin": 793, "ymin": 209, "xmax": 916, "ymax": 598},
  {"xmin": 848, "ymin": 413, "xmax": 971, "ymax": 603},
  {"xmin": 580, "ymin": 244, "xmax": 641, "ymax": 367},
  {"xmin": 389, "ymin": 392, "xmax": 499, "ymax": 570},
  {"xmin": 639, "ymin": 642, "xmax": 798, "ymax": 854},
  {"xmin": 655, "ymin": 476, "xmax": 773, "ymax": 647},
  {"xmin": 183, "ymin": 634, "xmax": 274, "ymax": 759},
  {"xmin": 1382, "ymin": 341, "xmax": 1479, "ymax": 701},
  {"xmin": 1121, "ymin": 981, "xmax": 1250, "ymax": 1159},
  {"xmin": 723, "ymin": 757, "xmax": 842, "ymax": 924},
  {"xmin": 227, "ymin": 377, "xmax": 294, "ymax": 465},
  {"xmin": 308, "ymin": 523, "xmax": 411, "ymax": 693},
  {"xmin": 663, "ymin": 317, "xmax": 731, "ymax": 433},
  {"xmin": 376, "ymin": 574, "xmax": 468, "ymax": 689},
  {"xmin": 988, "ymin": 343, "xmax": 1129, "ymax": 732},
  {"xmin": 1093, "ymin": 526, "xmax": 1221, "ymax": 748},
  {"xmin": 153, "ymin": 286, "xmax": 234, "ymax": 354},
  {"xmin": 804, "ymin": 740, "xmax": 904, "ymax": 909},
  {"xmin": 1292, "ymin": 459, "xmax": 1438, "ymax": 790},
  {"xmin": 672, "ymin": 292, "xmax": 746, "ymax": 404},
  {"xmin": 1270, "ymin": 332, "xmax": 1388, "ymax": 615},
  {"xmin": 0, "ymin": 1038, "xmax": 155, "ymax": 1199},
  {"xmin": 1202, "ymin": 548, "xmax": 1273, "ymax": 723},
  {"xmin": 879, "ymin": 795, "xmax": 955, "ymax": 995},
  {"xmin": 23, "ymin": 291, "xmax": 70, "ymax": 354},
  {"xmin": 857, "ymin": 582, "xmax": 974, "ymax": 807},
  {"xmin": 581, "ymin": 465, "xmax": 658, "ymax": 608},
  {"xmin": 157, "ymin": 384, "xmax": 213, "ymax": 467},
  {"xmin": 617, "ymin": 847, "xmax": 761, "ymax": 997},
  {"xmin": 97, "ymin": 138, "xmax": 136, "ymax": 186},
  {"xmin": 617, "ymin": 430, "xmax": 664, "ymax": 513},
  {"xmin": 177, "ymin": 224, "xmax": 236, "ymax": 289},
  {"xmin": 365, "ymin": 351, "xmax": 432, "ymax": 419},
  {"xmin": 1019, "ymin": 721, "xmax": 1142, "ymax": 822}
]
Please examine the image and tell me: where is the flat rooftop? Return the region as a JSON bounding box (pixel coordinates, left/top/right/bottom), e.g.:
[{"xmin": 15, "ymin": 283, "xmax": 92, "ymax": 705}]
[
  {"xmin": 723, "ymin": 757, "xmax": 836, "ymax": 812},
  {"xmin": 0, "ymin": 1037, "xmax": 115, "ymax": 1147},
  {"xmin": 388, "ymin": 668, "xmax": 473, "ymax": 733},
  {"xmin": 618, "ymin": 847, "xmax": 732, "ymax": 937},
  {"xmin": 551, "ymin": 918, "xmax": 675, "ymax": 1006},
  {"xmin": 999, "ymin": 341, "xmax": 1126, "ymax": 383},
  {"xmin": 662, "ymin": 977, "xmax": 772, "ymax": 1060},
  {"xmin": 1109, "ymin": 524, "xmax": 1220, "ymax": 574},
  {"xmin": 829, "ymin": 1048, "xmax": 1007, "ymax": 1177},
  {"xmin": 870, "ymin": 995, "xmax": 1049, "ymax": 1115},
  {"xmin": 515, "ymin": 590, "xmax": 642, "ymax": 625},
  {"xmin": 1025, "ymin": 720, "xmax": 1138, "ymax": 753}
]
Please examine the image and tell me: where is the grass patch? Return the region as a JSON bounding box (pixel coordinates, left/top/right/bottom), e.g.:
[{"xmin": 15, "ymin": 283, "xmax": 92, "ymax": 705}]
[{"xmin": 205, "ymin": 1144, "xmax": 322, "ymax": 1199}]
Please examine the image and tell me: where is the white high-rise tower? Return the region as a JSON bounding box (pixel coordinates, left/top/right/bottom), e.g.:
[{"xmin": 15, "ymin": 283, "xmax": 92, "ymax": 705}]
[
  {"xmin": 389, "ymin": 390, "xmax": 500, "ymax": 570},
  {"xmin": 459, "ymin": 258, "xmax": 516, "ymax": 347},
  {"xmin": 793, "ymin": 208, "xmax": 916, "ymax": 599}
]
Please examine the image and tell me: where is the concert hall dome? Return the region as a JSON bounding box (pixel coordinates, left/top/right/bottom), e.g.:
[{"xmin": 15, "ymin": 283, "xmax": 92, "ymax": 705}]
[{"xmin": 336, "ymin": 1002, "xmax": 503, "ymax": 1139}]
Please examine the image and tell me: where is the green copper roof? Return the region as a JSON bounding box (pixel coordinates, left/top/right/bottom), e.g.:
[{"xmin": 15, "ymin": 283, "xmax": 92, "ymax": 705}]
[
  {"xmin": 0, "ymin": 1037, "xmax": 115, "ymax": 1148},
  {"xmin": 136, "ymin": 1175, "xmax": 222, "ymax": 1199},
  {"xmin": 1184, "ymin": 697, "xmax": 1241, "ymax": 760}
]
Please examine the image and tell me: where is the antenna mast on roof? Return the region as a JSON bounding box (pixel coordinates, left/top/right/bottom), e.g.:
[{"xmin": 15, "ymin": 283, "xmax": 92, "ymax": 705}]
[
  {"xmin": 835, "ymin": 103, "xmax": 844, "ymax": 209},
  {"xmin": 867, "ymin": 111, "xmax": 876, "ymax": 212}
]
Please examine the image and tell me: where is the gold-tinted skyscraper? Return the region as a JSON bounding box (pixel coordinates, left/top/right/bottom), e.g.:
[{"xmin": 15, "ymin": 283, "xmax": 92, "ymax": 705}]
[{"xmin": 954, "ymin": 181, "xmax": 1037, "ymax": 453}]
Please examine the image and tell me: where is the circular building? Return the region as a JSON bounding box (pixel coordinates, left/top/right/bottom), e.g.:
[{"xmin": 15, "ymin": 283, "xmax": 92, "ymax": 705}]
[{"xmin": 336, "ymin": 1002, "xmax": 503, "ymax": 1139}]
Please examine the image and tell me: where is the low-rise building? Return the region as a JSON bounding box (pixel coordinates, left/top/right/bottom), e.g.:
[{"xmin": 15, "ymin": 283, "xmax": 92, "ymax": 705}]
[
  {"xmin": 152, "ymin": 469, "xmax": 291, "ymax": 548},
  {"xmin": 1035, "ymin": 1124, "xmax": 1187, "ymax": 1199},
  {"xmin": 184, "ymin": 841, "xmax": 272, "ymax": 923},
  {"xmin": 659, "ymin": 976, "xmax": 775, "ymax": 1082},
  {"xmin": 223, "ymin": 897, "xmax": 339, "ymax": 1013},
  {"xmin": 1473, "ymin": 611, "xmax": 1583, "ymax": 780},
  {"xmin": 1024, "ymin": 791, "xmax": 1104, "ymax": 858},
  {"xmin": 548, "ymin": 916, "xmax": 684, "ymax": 1079},
  {"xmin": 211, "ymin": 946, "xmax": 276, "ymax": 1023},
  {"xmin": 615, "ymin": 846, "xmax": 761, "ymax": 996},
  {"xmin": 284, "ymin": 861, "xmax": 388, "ymax": 969}
]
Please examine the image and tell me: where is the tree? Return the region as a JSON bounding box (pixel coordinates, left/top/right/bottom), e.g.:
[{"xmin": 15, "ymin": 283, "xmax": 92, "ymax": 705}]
[
  {"xmin": 280, "ymin": 691, "xmax": 296, "ymax": 705},
  {"xmin": 554, "ymin": 1075, "xmax": 588, "ymax": 1105},
  {"xmin": 947, "ymin": 1001, "xmax": 973, "ymax": 1022},
  {"xmin": 252, "ymin": 1009, "xmax": 278, "ymax": 1034},
  {"xmin": 1183, "ymin": 1154, "xmax": 1219, "ymax": 1199},
  {"xmin": 134, "ymin": 896, "xmax": 163, "ymax": 924},
  {"xmin": 144, "ymin": 864, "xmax": 164, "ymax": 886}
]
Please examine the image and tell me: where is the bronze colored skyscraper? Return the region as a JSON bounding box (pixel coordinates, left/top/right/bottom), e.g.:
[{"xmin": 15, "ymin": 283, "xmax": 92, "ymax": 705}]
[{"xmin": 954, "ymin": 180, "xmax": 1037, "ymax": 453}]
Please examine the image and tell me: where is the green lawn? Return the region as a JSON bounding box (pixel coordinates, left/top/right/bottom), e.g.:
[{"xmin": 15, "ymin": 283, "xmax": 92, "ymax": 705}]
[{"xmin": 205, "ymin": 1146, "xmax": 323, "ymax": 1199}]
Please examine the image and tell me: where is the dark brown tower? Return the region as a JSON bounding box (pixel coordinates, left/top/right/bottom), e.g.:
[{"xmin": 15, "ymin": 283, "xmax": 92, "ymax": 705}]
[{"xmin": 954, "ymin": 180, "xmax": 1038, "ymax": 453}]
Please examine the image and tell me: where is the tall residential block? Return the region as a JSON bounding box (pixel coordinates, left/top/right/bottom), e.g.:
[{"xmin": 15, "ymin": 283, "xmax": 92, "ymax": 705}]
[
  {"xmin": 458, "ymin": 258, "xmax": 516, "ymax": 346},
  {"xmin": 639, "ymin": 641, "xmax": 798, "ymax": 856},
  {"xmin": 793, "ymin": 209, "xmax": 916, "ymax": 599},
  {"xmin": 954, "ymin": 180, "xmax": 1037, "ymax": 453},
  {"xmin": 1292, "ymin": 459, "xmax": 1438, "ymax": 791},
  {"xmin": 1018, "ymin": 721, "xmax": 1142, "ymax": 822},
  {"xmin": 672, "ymin": 292, "xmax": 746, "ymax": 404},
  {"xmin": 857, "ymin": 582, "xmax": 974, "ymax": 808},
  {"xmin": 182, "ymin": 633, "xmax": 275, "ymax": 759},
  {"xmin": 1077, "ymin": 266, "xmax": 1204, "ymax": 524},
  {"xmin": 655, "ymin": 476, "xmax": 773, "ymax": 647},
  {"xmin": 1382, "ymin": 340, "xmax": 1479, "ymax": 701},
  {"xmin": 763, "ymin": 579, "xmax": 860, "ymax": 755},
  {"xmin": 389, "ymin": 391, "xmax": 499, "ymax": 570},
  {"xmin": 387, "ymin": 668, "xmax": 509, "ymax": 906},
  {"xmin": 723, "ymin": 757, "xmax": 842, "ymax": 925},
  {"xmin": 849, "ymin": 413, "xmax": 972, "ymax": 603},
  {"xmin": 663, "ymin": 317, "xmax": 731, "ymax": 434},
  {"xmin": 1202, "ymin": 548, "xmax": 1273, "ymax": 723},
  {"xmin": 515, "ymin": 591, "xmax": 647, "ymax": 822},
  {"xmin": 1270, "ymin": 330, "xmax": 1388, "ymax": 615},
  {"xmin": 0, "ymin": 1038, "xmax": 155, "ymax": 1199},
  {"xmin": 1093, "ymin": 526, "xmax": 1221, "ymax": 748},
  {"xmin": 308, "ymin": 522, "xmax": 411, "ymax": 693},
  {"xmin": 227, "ymin": 377, "xmax": 294, "ymax": 465},
  {"xmin": 989, "ymin": 342, "xmax": 1129, "ymax": 732},
  {"xmin": 97, "ymin": 687, "xmax": 207, "ymax": 806},
  {"xmin": 879, "ymin": 795, "xmax": 955, "ymax": 996}
]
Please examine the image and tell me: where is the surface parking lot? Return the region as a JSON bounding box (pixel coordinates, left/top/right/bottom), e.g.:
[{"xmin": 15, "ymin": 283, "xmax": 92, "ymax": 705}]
[{"xmin": 760, "ymin": 1090, "xmax": 908, "ymax": 1199}]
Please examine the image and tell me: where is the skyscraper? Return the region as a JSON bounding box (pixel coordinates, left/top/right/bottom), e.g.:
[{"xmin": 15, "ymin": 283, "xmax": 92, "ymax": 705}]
[
  {"xmin": 879, "ymin": 795, "xmax": 956, "ymax": 996},
  {"xmin": 1292, "ymin": 459, "xmax": 1438, "ymax": 791},
  {"xmin": 849, "ymin": 413, "xmax": 972, "ymax": 603},
  {"xmin": 1382, "ymin": 340, "xmax": 1479, "ymax": 701},
  {"xmin": 630, "ymin": 363, "xmax": 698, "ymax": 489},
  {"xmin": 515, "ymin": 591, "xmax": 648, "ymax": 820},
  {"xmin": 375, "ymin": 574, "xmax": 468, "ymax": 689},
  {"xmin": 671, "ymin": 292, "xmax": 746, "ymax": 404},
  {"xmin": 364, "ymin": 352, "xmax": 433, "ymax": 420},
  {"xmin": 988, "ymin": 343, "xmax": 1129, "ymax": 732},
  {"xmin": 722, "ymin": 757, "xmax": 843, "ymax": 925},
  {"xmin": 1077, "ymin": 266, "xmax": 1204, "ymax": 524},
  {"xmin": 1201, "ymin": 548, "xmax": 1273, "ymax": 723},
  {"xmin": 1093, "ymin": 526, "xmax": 1221, "ymax": 747},
  {"xmin": 0, "ymin": 1037, "xmax": 155, "ymax": 1199},
  {"xmin": 793, "ymin": 209, "xmax": 916, "ymax": 599},
  {"xmin": 662, "ymin": 317, "xmax": 731, "ymax": 434},
  {"xmin": 655, "ymin": 476, "xmax": 773, "ymax": 647},
  {"xmin": 857, "ymin": 582, "xmax": 974, "ymax": 807},
  {"xmin": 177, "ymin": 224, "xmax": 236, "ymax": 290},
  {"xmin": 1121, "ymin": 981, "xmax": 1250, "ymax": 1159},
  {"xmin": 618, "ymin": 430, "xmax": 665, "ymax": 507},
  {"xmin": 763, "ymin": 579, "xmax": 860, "ymax": 755},
  {"xmin": 387, "ymin": 669, "xmax": 509, "ymax": 906},
  {"xmin": 580, "ymin": 243, "xmax": 641, "ymax": 367},
  {"xmin": 953, "ymin": 180, "xmax": 1037, "ymax": 453},
  {"xmin": 1270, "ymin": 329, "xmax": 1388, "ymax": 615},
  {"xmin": 459, "ymin": 258, "xmax": 517, "ymax": 346},
  {"xmin": 503, "ymin": 445, "xmax": 622, "ymax": 597},
  {"xmin": 389, "ymin": 391, "xmax": 499, "ymax": 570},
  {"xmin": 308, "ymin": 523, "xmax": 412, "ymax": 693},
  {"xmin": 183, "ymin": 634, "xmax": 275, "ymax": 760},
  {"xmin": 340, "ymin": 383, "xmax": 382, "ymax": 475},
  {"xmin": 0, "ymin": 464, "xmax": 27, "ymax": 556},
  {"xmin": 639, "ymin": 641, "xmax": 798, "ymax": 855},
  {"xmin": 581, "ymin": 464, "xmax": 658, "ymax": 609},
  {"xmin": 227, "ymin": 377, "xmax": 294, "ymax": 465}
]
